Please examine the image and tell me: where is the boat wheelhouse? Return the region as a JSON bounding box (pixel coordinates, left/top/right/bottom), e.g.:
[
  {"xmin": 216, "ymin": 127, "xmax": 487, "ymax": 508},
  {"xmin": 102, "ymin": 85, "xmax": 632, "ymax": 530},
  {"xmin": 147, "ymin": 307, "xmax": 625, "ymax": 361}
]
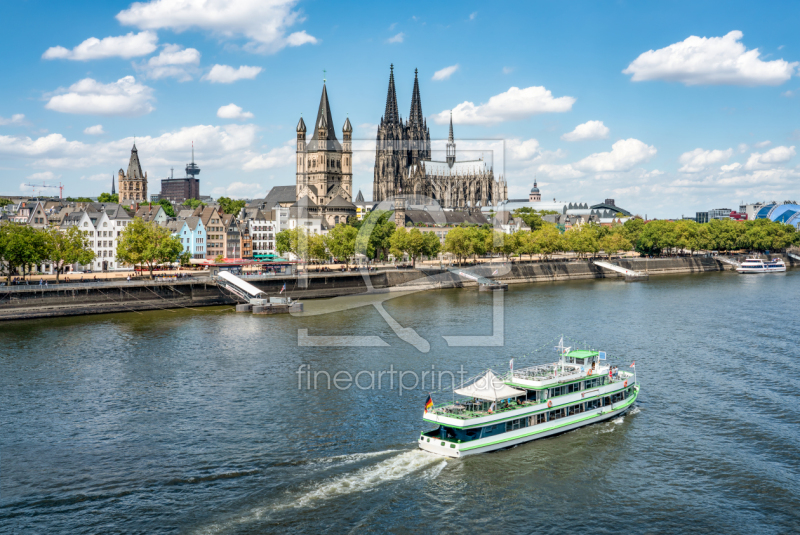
[
  {"xmin": 419, "ymin": 345, "xmax": 639, "ymax": 457},
  {"xmin": 737, "ymin": 257, "xmax": 786, "ymax": 273}
]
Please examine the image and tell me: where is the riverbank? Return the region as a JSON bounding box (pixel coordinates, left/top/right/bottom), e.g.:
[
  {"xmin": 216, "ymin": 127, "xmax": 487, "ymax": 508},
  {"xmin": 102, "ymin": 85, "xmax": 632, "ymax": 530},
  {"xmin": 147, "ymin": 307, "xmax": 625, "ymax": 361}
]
[{"xmin": 1, "ymin": 254, "xmax": 796, "ymax": 321}]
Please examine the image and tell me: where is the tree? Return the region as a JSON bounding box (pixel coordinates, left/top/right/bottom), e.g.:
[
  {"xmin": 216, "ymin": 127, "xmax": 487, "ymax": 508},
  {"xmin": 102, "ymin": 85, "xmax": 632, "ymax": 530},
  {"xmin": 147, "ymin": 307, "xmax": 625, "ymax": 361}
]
[
  {"xmin": 97, "ymin": 192, "xmax": 119, "ymax": 203},
  {"xmin": 444, "ymin": 227, "xmax": 470, "ymax": 266},
  {"xmin": 621, "ymin": 218, "xmax": 645, "ymax": 247},
  {"xmin": 0, "ymin": 198, "xmax": 12, "ymax": 207},
  {"xmin": 517, "ymin": 230, "xmax": 540, "ymax": 261},
  {"xmin": 0, "ymin": 224, "xmax": 48, "ymax": 282},
  {"xmin": 466, "ymin": 226, "xmax": 488, "ymax": 262},
  {"xmin": 512, "ymin": 207, "xmax": 556, "ymax": 231},
  {"xmin": 405, "ymin": 228, "xmax": 426, "ymax": 266},
  {"xmin": 214, "ymin": 254, "xmax": 225, "ymax": 263},
  {"xmin": 157, "ymin": 199, "xmax": 176, "ymax": 217},
  {"xmin": 116, "ymin": 218, "xmax": 184, "ymax": 278},
  {"xmin": 325, "ymin": 224, "xmax": 357, "ymax": 267},
  {"xmin": 422, "ymin": 231, "xmax": 441, "ymax": 261},
  {"xmin": 307, "ymin": 233, "xmax": 328, "ymax": 262},
  {"xmin": 354, "ymin": 210, "xmax": 395, "ymax": 260},
  {"xmin": 389, "ymin": 227, "xmax": 409, "ymax": 263},
  {"xmin": 182, "ymin": 198, "xmax": 205, "ymax": 209},
  {"xmin": 44, "ymin": 226, "xmax": 95, "ymax": 282},
  {"xmin": 532, "ymin": 224, "xmax": 563, "ymax": 259},
  {"xmin": 65, "ymin": 197, "xmax": 94, "ymax": 203},
  {"xmin": 599, "ymin": 232, "xmax": 632, "ymax": 258},
  {"xmin": 217, "ymin": 196, "xmax": 246, "ymax": 216}
]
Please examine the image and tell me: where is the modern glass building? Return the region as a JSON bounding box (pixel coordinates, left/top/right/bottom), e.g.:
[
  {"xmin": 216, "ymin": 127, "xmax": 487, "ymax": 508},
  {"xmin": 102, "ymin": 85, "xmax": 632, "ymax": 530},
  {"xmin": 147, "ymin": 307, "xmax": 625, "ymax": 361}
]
[{"xmin": 755, "ymin": 203, "xmax": 800, "ymax": 228}]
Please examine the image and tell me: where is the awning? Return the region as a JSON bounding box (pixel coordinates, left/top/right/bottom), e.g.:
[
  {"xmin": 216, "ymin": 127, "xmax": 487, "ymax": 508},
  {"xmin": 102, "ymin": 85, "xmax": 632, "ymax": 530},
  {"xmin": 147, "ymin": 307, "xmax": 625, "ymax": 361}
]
[{"xmin": 454, "ymin": 370, "xmax": 526, "ymax": 401}]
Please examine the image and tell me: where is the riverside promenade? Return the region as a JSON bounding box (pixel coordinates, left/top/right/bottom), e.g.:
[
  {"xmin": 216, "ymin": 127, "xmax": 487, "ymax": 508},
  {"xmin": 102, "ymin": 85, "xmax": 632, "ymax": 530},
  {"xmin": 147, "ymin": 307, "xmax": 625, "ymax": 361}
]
[{"xmin": 1, "ymin": 254, "xmax": 797, "ymax": 321}]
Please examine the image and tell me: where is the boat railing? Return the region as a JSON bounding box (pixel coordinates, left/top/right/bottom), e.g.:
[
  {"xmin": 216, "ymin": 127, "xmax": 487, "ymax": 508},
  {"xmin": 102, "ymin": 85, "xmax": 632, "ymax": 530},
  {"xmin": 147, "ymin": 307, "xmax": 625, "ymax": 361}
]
[{"xmin": 512, "ymin": 363, "xmax": 583, "ymax": 382}]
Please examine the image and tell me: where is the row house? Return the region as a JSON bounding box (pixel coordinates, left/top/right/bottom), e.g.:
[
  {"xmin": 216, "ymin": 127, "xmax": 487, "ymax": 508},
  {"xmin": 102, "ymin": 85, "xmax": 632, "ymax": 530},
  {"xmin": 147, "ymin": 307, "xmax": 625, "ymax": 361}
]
[
  {"xmin": 59, "ymin": 204, "xmax": 132, "ymax": 271},
  {"xmin": 193, "ymin": 206, "xmax": 225, "ymax": 260},
  {"xmin": 166, "ymin": 216, "xmax": 206, "ymax": 259}
]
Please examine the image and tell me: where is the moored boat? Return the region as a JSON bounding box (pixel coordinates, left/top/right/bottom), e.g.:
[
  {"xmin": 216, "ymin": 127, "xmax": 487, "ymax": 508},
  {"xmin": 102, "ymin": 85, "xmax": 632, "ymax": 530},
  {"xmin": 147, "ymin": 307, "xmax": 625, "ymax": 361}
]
[
  {"xmin": 736, "ymin": 257, "xmax": 786, "ymax": 273},
  {"xmin": 419, "ymin": 341, "xmax": 638, "ymax": 457}
]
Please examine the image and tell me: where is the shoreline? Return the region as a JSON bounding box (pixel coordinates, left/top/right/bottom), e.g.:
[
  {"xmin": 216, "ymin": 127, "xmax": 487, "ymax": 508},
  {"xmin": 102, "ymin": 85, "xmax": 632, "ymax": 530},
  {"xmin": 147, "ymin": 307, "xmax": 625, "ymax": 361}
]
[{"xmin": 0, "ymin": 254, "xmax": 796, "ymax": 321}]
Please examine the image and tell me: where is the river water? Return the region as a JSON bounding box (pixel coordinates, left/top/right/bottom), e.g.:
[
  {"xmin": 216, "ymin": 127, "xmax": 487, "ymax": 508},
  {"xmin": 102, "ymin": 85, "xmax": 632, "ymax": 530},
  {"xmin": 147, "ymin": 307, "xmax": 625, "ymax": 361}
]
[{"xmin": 2, "ymin": 270, "xmax": 800, "ymax": 534}]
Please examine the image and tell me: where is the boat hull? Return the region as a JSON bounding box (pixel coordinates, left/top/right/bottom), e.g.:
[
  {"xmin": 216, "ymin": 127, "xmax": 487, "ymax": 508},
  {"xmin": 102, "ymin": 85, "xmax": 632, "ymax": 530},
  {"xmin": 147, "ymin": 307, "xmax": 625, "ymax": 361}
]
[{"xmin": 419, "ymin": 387, "xmax": 638, "ymax": 458}]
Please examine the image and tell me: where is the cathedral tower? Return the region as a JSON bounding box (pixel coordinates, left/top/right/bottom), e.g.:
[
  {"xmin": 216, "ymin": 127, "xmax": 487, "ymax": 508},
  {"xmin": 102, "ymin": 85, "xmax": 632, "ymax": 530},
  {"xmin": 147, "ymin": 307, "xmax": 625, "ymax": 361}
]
[{"xmin": 446, "ymin": 111, "xmax": 456, "ymax": 167}]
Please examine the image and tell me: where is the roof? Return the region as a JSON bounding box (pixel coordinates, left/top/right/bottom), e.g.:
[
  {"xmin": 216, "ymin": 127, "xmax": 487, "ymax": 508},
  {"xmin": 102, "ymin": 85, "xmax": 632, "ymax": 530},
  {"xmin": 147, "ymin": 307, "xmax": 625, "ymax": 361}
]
[
  {"xmin": 454, "ymin": 370, "xmax": 526, "ymax": 401},
  {"xmin": 307, "ymin": 83, "xmax": 342, "ymax": 151},
  {"xmin": 414, "ymin": 159, "xmax": 491, "ymax": 177},
  {"xmin": 263, "ymin": 186, "xmax": 297, "ymax": 207},
  {"xmin": 127, "ymin": 143, "xmax": 144, "ymax": 179},
  {"xmin": 566, "ymin": 350, "xmax": 599, "ymax": 359},
  {"xmin": 355, "ymin": 190, "xmax": 365, "ymax": 203},
  {"xmin": 395, "ymin": 208, "xmax": 488, "ymax": 227},
  {"xmin": 184, "ymin": 216, "xmax": 203, "ymax": 230},
  {"xmin": 590, "ymin": 202, "xmax": 632, "ymax": 217},
  {"xmin": 326, "ymin": 195, "xmax": 356, "ymax": 209},
  {"xmin": 296, "ymin": 116, "xmax": 306, "ymax": 132},
  {"xmin": 343, "ymin": 117, "xmax": 352, "ymax": 132}
]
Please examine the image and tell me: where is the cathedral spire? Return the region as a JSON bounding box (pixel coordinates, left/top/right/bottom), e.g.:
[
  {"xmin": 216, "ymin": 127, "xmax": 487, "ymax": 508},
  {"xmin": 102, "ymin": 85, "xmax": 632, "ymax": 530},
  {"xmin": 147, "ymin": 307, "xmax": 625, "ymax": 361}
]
[
  {"xmin": 409, "ymin": 68, "xmax": 423, "ymax": 127},
  {"xmin": 309, "ymin": 81, "xmax": 340, "ymax": 150},
  {"xmin": 383, "ymin": 64, "xmax": 400, "ymax": 125},
  {"xmin": 448, "ymin": 110, "xmax": 454, "ymax": 142},
  {"xmin": 111, "ymin": 174, "xmax": 115, "ymax": 195},
  {"xmin": 446, "ymin": 111, "xmax": 456, "ymax": 167}
]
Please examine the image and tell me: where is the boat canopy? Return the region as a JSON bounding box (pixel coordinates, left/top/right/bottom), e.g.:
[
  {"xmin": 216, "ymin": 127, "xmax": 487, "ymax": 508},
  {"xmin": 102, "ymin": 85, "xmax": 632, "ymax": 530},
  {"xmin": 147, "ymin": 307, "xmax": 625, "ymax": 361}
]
[
  {"xmin": 454, "ymin": 370, "xmax": 526, "ymax": 401},
  {"xmin": 565, "ymin": 350, "xmax": 598, "ymax": 359}
]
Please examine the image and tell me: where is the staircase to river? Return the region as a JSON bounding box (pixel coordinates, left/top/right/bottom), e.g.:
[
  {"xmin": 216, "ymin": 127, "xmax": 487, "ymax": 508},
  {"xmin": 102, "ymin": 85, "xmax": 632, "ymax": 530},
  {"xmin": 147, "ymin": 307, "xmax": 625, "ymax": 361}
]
[{"xmin": 592, "ymin": 260, "xmax": 649, "ymax": 281}]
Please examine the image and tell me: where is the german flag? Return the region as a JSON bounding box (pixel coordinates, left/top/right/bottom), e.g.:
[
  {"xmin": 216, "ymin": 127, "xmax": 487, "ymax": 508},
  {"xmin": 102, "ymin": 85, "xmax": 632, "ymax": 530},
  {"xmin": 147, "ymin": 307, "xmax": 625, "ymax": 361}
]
[{"xmin": 424, "ymin": 394, "xmax": 433, "ymax": 413}]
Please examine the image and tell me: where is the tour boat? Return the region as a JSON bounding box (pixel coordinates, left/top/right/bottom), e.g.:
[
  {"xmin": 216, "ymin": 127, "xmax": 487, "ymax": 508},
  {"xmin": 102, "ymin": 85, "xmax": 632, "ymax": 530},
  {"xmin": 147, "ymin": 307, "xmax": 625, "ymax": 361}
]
[
  {"xmin": 736, "ymin": 257, "xmax": 786, "ymax": 273},
  {"xmin": 419, "ymin": 341, "xmax": 639, "ymax": 457}
]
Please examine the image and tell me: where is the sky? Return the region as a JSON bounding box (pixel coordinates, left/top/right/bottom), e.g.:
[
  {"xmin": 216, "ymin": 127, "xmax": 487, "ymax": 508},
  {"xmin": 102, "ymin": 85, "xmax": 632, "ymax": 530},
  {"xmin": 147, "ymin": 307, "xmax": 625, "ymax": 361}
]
[{"xmin": 1, "ymin": 0, "xmax": 799, "ymax": 218}]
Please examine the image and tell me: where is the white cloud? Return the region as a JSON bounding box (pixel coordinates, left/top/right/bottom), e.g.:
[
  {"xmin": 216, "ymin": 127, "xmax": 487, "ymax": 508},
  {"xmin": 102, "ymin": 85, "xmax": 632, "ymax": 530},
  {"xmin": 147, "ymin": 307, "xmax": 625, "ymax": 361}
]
[
  {"xmin": 753, "ymin": 140, "xmax": 771, "ymax": 148},
  {"xmin": 432, "ymin": 64, "xmax": 459, "ymax": 81},
  {"xmin": 27, "ymin": 171, "xmax": 60, "ymax": 181},
  {"xmin": 744, "ymin": 145, "xmax": 796, "ymax": 170},
  {"xmin": 116, "ymin": 0, "xmax": 317, "ymax": 54},
  {"xmin": 0, "ymin": 114, "xmax": 26, "ymax": 126},
  {"xmin": 561, "ymin": 120, "xmax": 609, "ymax": 142},
  {"xmin": 387, "ymin": 32, "xmax": 404, "ymax": 44},
  {"xmin": 217, "ymin": 103, "xmax": 254, "ymax": 120},
  {"xmin": 211, "ymin": 182, "xmax": 263, "ymax": 199},
  {"xmin": 678, "ymin": 147, "xmax": 733, "ymax": 173},
  {"xmin": 623, "ymin": 31, "xmax": 797, "ymax": 86},
  {"xmin": 81, "ymin": 173, "xmax": 110, "ymax": 181},
  {"xmin": 502, "ymin": 67, "xmax": 513, "ymax": 74},
  {"xmin": 45, "ymin": 76, "xmax": 155, "ymax": 116},
  {"xmin": 782, "ymin": 90, "xmax": 794, "ymax": 97},
  {"xmin": 737, "ymin": 143, "xmax": 749, "ymax": 153},
  {"xmin": 507, "ymin": 138, "xmax": 541, "ymax": 161},
  {"xmin": 243, "ymin": 144, "xmax": 294, "ymax": 171},
  {"xmin": 470, "ymin": 12, "xmax": 477, "ymax": 20},
  {"xmin": 720, "ymin": 162, "xmax": 742, "ymax": 172},
  {"xmin": 84, "ymin": 125, "xmax": 105, "ymax": 135},
  {"xmin": 203, "ymin": 64, "xmax": 262, "ymax": 83},
  {"xmin": 538, "ymin": 139, "xmax": 657, "ymax": 179},
  {"xmin": 0, "ymin": 124, "xmax": 259, "ymax": 171},
  {"xmin": 43, "ymin": 31, "xmax": 158, "ymax": 61},
  {"xmin": 434, "ymin": 85, "xmax": 575, "ymax": 125},
  {"xmin": 135, "ymin": 44, "xmax": 201, "ymax": 81}
]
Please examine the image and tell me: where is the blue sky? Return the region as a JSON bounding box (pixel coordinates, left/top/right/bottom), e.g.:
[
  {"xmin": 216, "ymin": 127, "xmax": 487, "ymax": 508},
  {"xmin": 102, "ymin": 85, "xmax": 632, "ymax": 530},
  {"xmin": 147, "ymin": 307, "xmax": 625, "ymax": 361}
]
[{"xmin": 1, "ymin": 0, "xmax": 799, "ymax": 217}]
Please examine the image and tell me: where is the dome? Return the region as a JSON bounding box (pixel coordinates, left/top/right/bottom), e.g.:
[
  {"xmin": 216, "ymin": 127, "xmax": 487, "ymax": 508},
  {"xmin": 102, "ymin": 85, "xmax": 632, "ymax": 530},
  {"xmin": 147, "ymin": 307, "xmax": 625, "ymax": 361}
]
[{"xmin": 530, "ymin": 181, "xmax": 540, "ymax": 193}]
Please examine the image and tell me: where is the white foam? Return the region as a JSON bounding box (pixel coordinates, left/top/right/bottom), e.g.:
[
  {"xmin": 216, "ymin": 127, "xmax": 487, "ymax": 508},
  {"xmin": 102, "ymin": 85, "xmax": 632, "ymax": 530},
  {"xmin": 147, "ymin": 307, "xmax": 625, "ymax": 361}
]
[
  {"xmin": 424, "ymin": 460, "xmax": 448, "ymax": 479},
  {"xmin": 629, "ymin": 406, "xmax": 641, "ymax": 415},
  {"xmin": 308, "ymin": 449, "xmax": 400, "ymax": 469},
  {"xmin": 286, "ymin": 449, "xmax": 441, "ymax": 509},
  {"xmin": 612, "ymin": 416, "xmax": 625, "ymax": 424}
]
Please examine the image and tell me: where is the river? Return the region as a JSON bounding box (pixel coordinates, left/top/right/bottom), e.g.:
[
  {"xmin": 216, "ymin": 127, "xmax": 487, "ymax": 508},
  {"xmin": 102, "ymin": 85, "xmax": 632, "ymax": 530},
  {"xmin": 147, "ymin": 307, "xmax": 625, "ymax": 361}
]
[{"xmin": 2, "ymin": 270, "xmax": 799, "ymax": 533}]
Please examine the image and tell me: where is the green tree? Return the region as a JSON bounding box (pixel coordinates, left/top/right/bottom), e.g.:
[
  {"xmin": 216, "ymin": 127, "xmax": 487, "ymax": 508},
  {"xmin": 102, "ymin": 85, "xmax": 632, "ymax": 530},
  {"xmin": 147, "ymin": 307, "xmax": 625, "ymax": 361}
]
[
  {"xmin": 512, "ymin": 207, "xmax": 556, "ymax": 231},
  {"xmin": 308, "ymin": 233, "xmax": 328, "ymax": 262},
  {"xmin": 706, "ymin": 218, "xmax": 744, "ymax": 252},
  {"xmin": 621, "ymin": 218, "xmax": 645, "ymax": 247},
  {"xmin": 532, "ymin": 224, "xmax": 563, "ymax": 259},
  {"xmin": 0, "ymin": 224, "xmax": 48, "ymax": 282},
  {"xmin": 217, "ymin": 196, "xmax": 246, "ymax": 216},
  {"xmin": 157, "ymin": 199, "xmax": 176, "ymax": 217},
  {"xmin": 44, "ymin": 226, "xmax": 95, "ymax": 282},
  {"xmin": 565, "ymin": 224, "xmax": 600, "ymax": 258},
  {"xmin": 0, "ymin": 198, "xmax": 12, "ymax": 207},
  {"xmin": 325, "ymin": 224, "xmax": 358, "ymax": 267},
  {"xmin": 116, "ymin": 218, "xmax": 184, "ymax": 278},
  {"xmin": 182, "ymin": 198, "xmax": 205, "ymax": 209},
  {"xmin": 422, "ymin": 231, "xmax": 441, "ymax": 261},
  {"xmin": 65, "ymin": 196, "xmax": 94, "ymax": 203},
  {"xmin": 517, "ymin": 230, "xmax": 540, "ymax": 261},
  {"xmin": 444, "ymin": 227, "xmax": 470, "ymax": 265},
  {"xmin": 466, "ymin": 226, "xmax": 488, "ymax": 262},
  {"xmin": 97, "ymin": 192, "xmax": 119, "ymax": 203},
  {"xmin": 405, "ymin": 228, "xmax": 426, "ymax": 266},
  {"xmin": 389, "ymin": 226, "xmax": 409, "ymax": 263},
  {"xmin": 355, "ymin": 210, "xmax": 395, "ymax": 260},
  {"xmin": 599, "ymin": 232, "xmax": 632, "ymax": 258}
]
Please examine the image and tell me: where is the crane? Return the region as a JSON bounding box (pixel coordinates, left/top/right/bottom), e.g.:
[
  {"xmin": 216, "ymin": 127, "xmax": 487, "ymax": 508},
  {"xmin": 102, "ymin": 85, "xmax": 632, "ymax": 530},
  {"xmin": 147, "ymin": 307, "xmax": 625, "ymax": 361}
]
[{"xmin": 24, "ymin": 181, "xmax": 64, "ymax": 198}]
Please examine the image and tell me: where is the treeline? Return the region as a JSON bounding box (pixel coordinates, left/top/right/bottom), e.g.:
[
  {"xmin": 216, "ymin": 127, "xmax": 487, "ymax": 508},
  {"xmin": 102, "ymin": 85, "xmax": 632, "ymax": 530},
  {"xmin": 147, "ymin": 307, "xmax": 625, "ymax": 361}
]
[
  {"xmin": 276, "ymin": 212, "xmax": 799, "ymax": 267},
  {"xmin": 0, "ymin": 224, "xmax": 94, "ymax": 282}
]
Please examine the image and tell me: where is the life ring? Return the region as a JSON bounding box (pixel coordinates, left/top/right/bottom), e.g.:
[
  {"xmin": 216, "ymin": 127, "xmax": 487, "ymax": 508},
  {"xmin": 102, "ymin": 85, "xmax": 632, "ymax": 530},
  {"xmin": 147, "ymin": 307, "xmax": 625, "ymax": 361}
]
[
  {"xmin": 587, "ymin": 369, "xmax": 592, "ymax": 376},
  {"xmin": 547, "ymin": 400, "xmax": 552, "ymax": 408},
  {"xmin": 624, "ymin": 380, "xmax": 628, "ymax": 388}
]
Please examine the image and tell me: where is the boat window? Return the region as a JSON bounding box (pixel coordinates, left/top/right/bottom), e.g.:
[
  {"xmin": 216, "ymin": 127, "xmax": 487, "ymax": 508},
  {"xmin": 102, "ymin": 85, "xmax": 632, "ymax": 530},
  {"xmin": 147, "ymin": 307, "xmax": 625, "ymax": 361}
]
[
  {"xmin": 536, "ymin": 413, "xmax": 546, "ymax": 424},
  {"xmin": 566, "ymin": 382, "xmax": 581, "ymax": 394},
  {"xmin": 550, "ymin": 386, "xmax": 564, "ymax": 397},
  {"xmin": 603, "ymin": 396, "xmax": 611, "ymax": 406},
  {"xmin": 548, "ymin": 408, "xmax": 565, "ymax": 421},
  {"xmin": 505, "ymin": 418, "xmax": 524, "ymax": 432}
]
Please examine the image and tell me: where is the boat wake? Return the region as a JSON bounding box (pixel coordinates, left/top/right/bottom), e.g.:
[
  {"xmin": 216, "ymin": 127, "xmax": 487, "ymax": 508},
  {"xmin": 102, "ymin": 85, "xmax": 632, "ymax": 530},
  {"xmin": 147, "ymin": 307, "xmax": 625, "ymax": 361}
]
[{"xmin": 195, "ymin": 449, "xmax": 443, "ymax": 534}]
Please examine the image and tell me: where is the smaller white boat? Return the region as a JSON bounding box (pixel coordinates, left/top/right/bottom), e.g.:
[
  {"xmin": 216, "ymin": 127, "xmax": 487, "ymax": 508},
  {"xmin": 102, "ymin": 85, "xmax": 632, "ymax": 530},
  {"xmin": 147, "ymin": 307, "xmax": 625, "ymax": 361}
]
[{"xmin": 736, "ymin": 257, "xmax": 786, "ymax": 273}]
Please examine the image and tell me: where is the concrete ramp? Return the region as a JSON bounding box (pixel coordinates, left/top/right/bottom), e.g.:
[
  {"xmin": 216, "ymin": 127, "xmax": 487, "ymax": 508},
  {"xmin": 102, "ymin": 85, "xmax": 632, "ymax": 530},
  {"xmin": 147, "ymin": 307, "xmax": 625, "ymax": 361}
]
[
  {"xmin": 788, "ymin": 253, "xmax": 800, "ymax": 262},
  {"xmin": 215, "ymin": 271, "xmax": 267, "ymax": 303},
  {"xmin": 593, "ymin": 260, "xmax": 649, "ymax": 281},
  {"xmin": 717, "ymin": 256, "xmax": 741, "ymax": 267}
]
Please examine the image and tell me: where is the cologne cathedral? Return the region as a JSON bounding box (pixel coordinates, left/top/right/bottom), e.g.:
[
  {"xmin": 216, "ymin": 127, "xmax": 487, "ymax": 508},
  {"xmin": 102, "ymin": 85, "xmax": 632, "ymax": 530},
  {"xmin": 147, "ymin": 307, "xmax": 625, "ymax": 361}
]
[{"xmin": 372, "ymin": 66, "xmax": 507, "ymax": 209}]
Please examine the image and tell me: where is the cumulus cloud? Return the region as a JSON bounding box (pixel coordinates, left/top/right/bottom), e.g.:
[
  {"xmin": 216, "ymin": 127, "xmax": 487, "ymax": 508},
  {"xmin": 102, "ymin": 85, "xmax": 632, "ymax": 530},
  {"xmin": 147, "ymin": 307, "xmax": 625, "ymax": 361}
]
[
  {"xmin": 720, "ymin": 162, "xmax": 742, "ymax": 172},
  {"xmin": 753, "ymin": 140, "xmax": 771, "ymax": 148},
  {"xmin": 43, "ymin": 31, "xmax": 158, "ymax": 61},
  {"xmin": 84, "ymin": 125, "xmax": 105, "ymax": 135},
  {"xmin": 432, "ymin": 64, "xmax": 459, "ymax": 81},
  {"xmin": 217, "ymin": 103, "xmax": 254, "ymax": 120},
  {"xmin": 538, "ymin": 139, "xmax": 657, "ymax": 179},
  {"xmin": 134, "ymin": 44, "xmax": 201, "ymax": 81},
  {"xmin": 434, "ymin": 86, "xmax": 575, "ymax": 125},
  {"xmin": 502, "ymin": 67, "xmax": 513, "ymax": 74},
  {"xmin": 27, "ymin": 171, "xmax": 60, "ymax": 181},
  {"xmin": 561, "ymin": 120, "xmax": 609, "ymax": 142},
  {"xmin": 0, "ymin": 114, "xmax": 26, "ymax": 126},
  {"xmin": 211, "ymin": 182, "xmax": 263, "ymax": 199},
  {"xmin": 623, "ymin": 30, "xmax": 797, "ymax": 86},
  {"xmin": 678, "ymin": 148, "xmax": 733, "ymax": 173},
  {"xmin": 203, "ymin": 64, "xmax": 262, "ymax": 83},
  {"xmin": 243, "ymin": 144, "xmax": 295, "ymax": 171},
  {"xmin": 116, "ymin": 0, "xmax": 317, "ymax": 54},
  {"xmin": 0, "ymin": 124, "xmax": 259, "ymax": 171},
  {"xmin": 744, "ymin": 145, "xmax": 796, "ymax": 170},
  {"xmin": 386, "ymin": 32, "xmax": 404, "ymax": 44},
  {"xmin": 45, "ymin": 76, "xmax": 155, "ymax": 116}
]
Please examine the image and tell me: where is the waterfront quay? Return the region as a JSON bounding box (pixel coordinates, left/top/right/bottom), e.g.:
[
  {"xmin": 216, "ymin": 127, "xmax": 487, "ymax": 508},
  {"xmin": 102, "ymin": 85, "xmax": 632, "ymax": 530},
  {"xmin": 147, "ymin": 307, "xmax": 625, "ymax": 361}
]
[{"xmin": 1, "ymin": 255, "xmax": 796, "ymax": 321}]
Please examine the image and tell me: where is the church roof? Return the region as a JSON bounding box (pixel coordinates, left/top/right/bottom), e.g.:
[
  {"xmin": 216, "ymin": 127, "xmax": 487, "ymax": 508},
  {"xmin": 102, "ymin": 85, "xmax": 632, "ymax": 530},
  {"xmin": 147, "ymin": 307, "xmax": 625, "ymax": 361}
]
[
  {"xmin": 416, "ymin": 159, "xmax": 491, "ymax": 177},
  {"xmin": 383, "ymin": 64, "xmax": 400, "ymax": 126},
  {"xmin": 291, "ymin": 195, "xmax": 318, "ymax": 208},
  {"xmin": 296, "ymin": 116, "xmax": 306, "ymax": 132},
  {"xmin": 355, "ymin": 189, "xmax": 365, "ymax": 202},
  {"xmin": 343, "ymin": 116, "xmax": 352, "ymax": 132},
  {"xmin": 326, "ymin": 195, "xmax": 356, "ymax": 209},
  {"xmin": 127, "ymin": 143, "xmax": 144, "ymax": 179},
  {"xmin": 262, "ymin": 185, "xmax": 297, "ymax": 209},
  {"xmin": 308, "ymin": 83, "xmax": 342, "ymax": 151},
  {"xmin": 531, "ymin": 181, "xmax": 540, "ymax": 193},
  {"xmin": 408, "ymin": 68, "xmax": 424, "ymax": 127}
]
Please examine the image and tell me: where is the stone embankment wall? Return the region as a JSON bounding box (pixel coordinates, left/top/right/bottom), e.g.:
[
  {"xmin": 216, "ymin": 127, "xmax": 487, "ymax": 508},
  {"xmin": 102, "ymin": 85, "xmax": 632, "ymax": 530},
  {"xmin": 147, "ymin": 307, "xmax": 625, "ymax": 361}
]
[{"xmin": 0, "ymin": 255, "xmax": 796, "ymax": 321}]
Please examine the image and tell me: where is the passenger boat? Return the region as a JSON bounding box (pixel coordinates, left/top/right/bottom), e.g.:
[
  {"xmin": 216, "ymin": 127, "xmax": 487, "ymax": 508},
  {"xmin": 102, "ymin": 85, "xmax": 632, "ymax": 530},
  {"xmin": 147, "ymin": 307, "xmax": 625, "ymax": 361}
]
[
  {"xmin": 736, "ymin": 257, "xmax": 786, "ymax": 273},
  {"xmin": 419, "ymin": 341, "xmax": 639, "ymax": 457}
]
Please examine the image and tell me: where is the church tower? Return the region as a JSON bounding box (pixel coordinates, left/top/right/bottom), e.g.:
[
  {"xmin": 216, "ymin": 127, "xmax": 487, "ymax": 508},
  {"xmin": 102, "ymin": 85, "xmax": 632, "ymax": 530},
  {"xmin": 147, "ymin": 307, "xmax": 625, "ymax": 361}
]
[
  {"xmin": 373, "ymin": 64, "xmax": 405, "ymax": 203},
  {"xmin": 446, "ymin": 112, "xmax": 456, "ymax": 167},
  {"xmin": 529, "ymin": 180, "xmax": 541, "ymax": 202},
  {"xmin": 407, "ymin": 68, "xmax": 431, "ymax": 167},
  {"xmin": 118, "ymin": 143, "xmax": 148, "ymax": 203}
]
